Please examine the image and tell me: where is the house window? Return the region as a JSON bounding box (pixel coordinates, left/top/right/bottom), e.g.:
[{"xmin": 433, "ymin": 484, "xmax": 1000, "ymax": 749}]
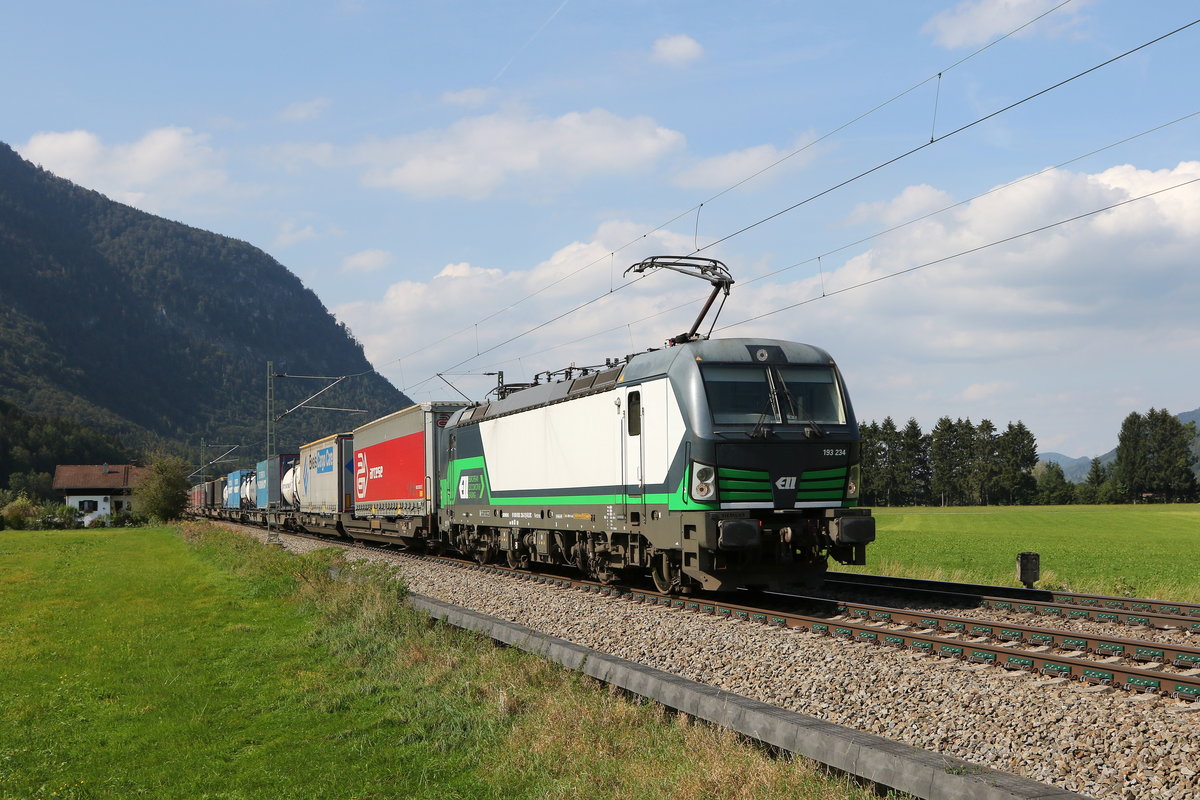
[
  {"xmin": 114, "ymin": 501, "xmax": 124, "ymax": 512},
  {"xmin": 79, "ymin": 500, "xmax": 98, "ymax": 512}
]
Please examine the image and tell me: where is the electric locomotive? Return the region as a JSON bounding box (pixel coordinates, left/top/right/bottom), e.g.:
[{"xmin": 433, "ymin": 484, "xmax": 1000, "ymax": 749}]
[{"xmin": 436, "ymin": 257, "xmax": 874, "ymax": 592}]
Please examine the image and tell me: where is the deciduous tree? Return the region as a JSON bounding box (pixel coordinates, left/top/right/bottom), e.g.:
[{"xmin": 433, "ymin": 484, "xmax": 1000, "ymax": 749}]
[{"xmin": 133, "ymin": 454, "xmax": 191, "ymax": 521}]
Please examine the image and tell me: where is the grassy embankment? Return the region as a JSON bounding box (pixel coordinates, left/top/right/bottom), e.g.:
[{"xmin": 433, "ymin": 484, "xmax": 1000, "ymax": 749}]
[
  {"xmin": 0, "ymin": 525, "xmax": 883, "ymax": 800},
  {"xmin": 845, "ymin": 504, "xmax": 1200, "ymax": 601}
]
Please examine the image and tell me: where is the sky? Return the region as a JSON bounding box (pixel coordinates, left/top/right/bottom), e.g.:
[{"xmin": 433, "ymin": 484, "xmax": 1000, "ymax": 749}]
[{"xmin": 4, "ymin": 0, "xmax": 1198, "ymax": 459}]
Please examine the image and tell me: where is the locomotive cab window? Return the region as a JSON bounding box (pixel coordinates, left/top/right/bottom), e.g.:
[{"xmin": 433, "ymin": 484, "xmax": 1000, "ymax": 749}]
[{"xmin": 700, "ymin": 364, "xmax": 846, "ymax": 426}]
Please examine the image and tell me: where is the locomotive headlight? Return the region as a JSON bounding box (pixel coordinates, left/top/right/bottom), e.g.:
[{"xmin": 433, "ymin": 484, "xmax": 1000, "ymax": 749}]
[
  {"xmin": 846, "ymin": 463, "xmax": 861, "ymax": 500},
  {"xmin": 691, "ymin": 462, "xmax": 717, "ymax": 502}
]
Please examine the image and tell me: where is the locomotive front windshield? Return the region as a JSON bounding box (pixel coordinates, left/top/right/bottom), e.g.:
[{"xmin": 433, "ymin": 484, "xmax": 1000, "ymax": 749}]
[{"xmin": 700, "ymin": 364, "xmax": 847, "ymax": 426}]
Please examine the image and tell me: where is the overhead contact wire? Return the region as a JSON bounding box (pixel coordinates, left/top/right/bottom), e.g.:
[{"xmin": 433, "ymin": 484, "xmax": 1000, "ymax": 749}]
[
  {"xmin": 383, "ymin": 1, "xmax": 1085, "ymax": 380},
  {"xmin": 715, "ymin": 177, "xmax": 1200, "ymax": 332},
  {"xmin": 688, "ymin": 17, "xmax": 1200, "ymax": 257},
  {"xmin": 459, "ymin": 111, "xmax": 1200, "ymax": 375}
]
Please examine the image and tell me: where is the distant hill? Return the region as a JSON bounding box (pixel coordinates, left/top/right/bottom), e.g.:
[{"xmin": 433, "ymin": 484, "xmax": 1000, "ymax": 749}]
[
  {"xmin": 1183, "ymin": 407, "xmax": 1200, "ymax": 475},
  {"xmin": 1040, "ymin": 405, "xmax": 1199, "ymax": 483},
  {"xmin": 1038, "ymin": 452, "xmax": 1101, "ymax": 483},
  {"xmin": 0, "ymin": 142, "xmax": 409, "ymax": 462}
]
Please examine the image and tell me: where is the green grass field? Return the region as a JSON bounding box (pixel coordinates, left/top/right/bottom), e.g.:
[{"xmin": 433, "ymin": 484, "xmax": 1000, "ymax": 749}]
[
  {"xmin": 0, "ymin": 526, "xmax": 881, "ymax": 800},
  {"xmin": 845, "ymin": 505, "xmax": 1200, "ymax": 601}
]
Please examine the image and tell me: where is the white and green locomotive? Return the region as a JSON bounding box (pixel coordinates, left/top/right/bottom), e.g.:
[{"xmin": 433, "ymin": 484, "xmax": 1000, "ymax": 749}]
[{"xmin": 437, "ymin": 336, "xmax": 875, "ymax": 592}]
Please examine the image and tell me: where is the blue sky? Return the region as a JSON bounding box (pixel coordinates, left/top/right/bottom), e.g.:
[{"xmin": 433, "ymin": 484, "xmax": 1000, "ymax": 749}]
[{"xmin": 5, "ymin": 0, "xmax": 1198, "ymax": 458}]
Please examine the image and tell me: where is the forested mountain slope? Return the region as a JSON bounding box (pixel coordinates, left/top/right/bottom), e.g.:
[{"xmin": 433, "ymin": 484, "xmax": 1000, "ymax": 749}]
[{"xmin": 0, "ymin": 142, "xmax": 409, "ymax": 457}]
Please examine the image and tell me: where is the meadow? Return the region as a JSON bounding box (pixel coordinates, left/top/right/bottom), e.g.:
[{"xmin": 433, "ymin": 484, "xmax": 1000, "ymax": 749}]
[
  {"xmin": 846, "ymin": 504, "xmax": 1200, "ymax": 601},
  {"xmin": 0, "ymin": 525, "xmax": 882, "ymax": 800}
]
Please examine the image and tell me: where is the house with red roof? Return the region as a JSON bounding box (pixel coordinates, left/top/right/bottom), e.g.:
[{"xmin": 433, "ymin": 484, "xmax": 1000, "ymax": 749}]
[{"xmin": 52, "ymin": 464, "xmax": 147, "ymax": 524}]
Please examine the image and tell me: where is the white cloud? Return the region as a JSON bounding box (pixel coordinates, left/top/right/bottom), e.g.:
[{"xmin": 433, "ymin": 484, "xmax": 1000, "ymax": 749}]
[
  {"xmin": 922, "ymin": 0, "xmax": 1091, "ymax": 49},
  {"xmin": 959, "ymin": 381, "xmax": 1015, "ymax": 401},
  {"xmin": 436, "ymin": 262, "xmax": 503, "ymax": 279},
  {"xmin": 18, "ymin": 127, "xmax": 233, "ymax": 215},
  {"xmin": 651, "ymin": 34, "xmax": 703, "ymax": 67},
  {"xmin": 275, "ymin": 220, "xmax": 318, "ymax": 248},
  {"xmin": 340, "ymin": 249, "xmax": 393, "ymax": 273},
  {"xmin": 848, "ymin": 184, "xmax": 955, "ymax": 227},
  {"xmin": 333, "ymin": 221, "xmax": 702, "ymax": 398},
  {"xmin": 278, "ymin": 97, "xmax": 333, "ymax": 122},
  {"xmin": 674, "ymin": 132, "xmax": 819, "ymax": 189},
  {"xmin": 293, "ymin": 108, "xmax": 685, "ymax": 199}
]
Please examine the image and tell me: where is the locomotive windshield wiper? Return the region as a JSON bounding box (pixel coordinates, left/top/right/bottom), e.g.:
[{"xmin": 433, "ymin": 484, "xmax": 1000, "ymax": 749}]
[
  {"xmin": 770, "ymin": 367, "xmax": 798, "ymax": 420},
  {"xmin": 750, "ymin": 370, "xmax": 782, "ymax": 438},
  {"xmin": 750, "ymin": 404, "xmax": 773, "ymax": 439},
  {"xmin": 770, "ymin": 366, "xmax": 824, "ymax": 439}
]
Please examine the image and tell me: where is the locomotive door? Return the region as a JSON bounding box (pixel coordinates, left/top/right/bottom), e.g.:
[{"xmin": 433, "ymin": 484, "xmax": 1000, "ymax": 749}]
[{"xmin": 621, "ymin": 388, "xmax": 646, "ymax": 523}]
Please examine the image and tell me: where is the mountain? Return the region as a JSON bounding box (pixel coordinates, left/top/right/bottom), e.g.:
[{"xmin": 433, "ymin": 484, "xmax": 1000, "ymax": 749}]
[
  {"xmin": 1037, "ymin": 452, "xmax": 1100, "ymax": 483},
  {"xmin": 1039, "ymin": 405, "xmax": 1199, "ymax": 483},
  {"xmin": 0, "ymin": 142, "xmax": 409, "ymax": 461},
  {"xmin": 1183, "ymin": 407, "xmax": 1200, "ymax": 474}
]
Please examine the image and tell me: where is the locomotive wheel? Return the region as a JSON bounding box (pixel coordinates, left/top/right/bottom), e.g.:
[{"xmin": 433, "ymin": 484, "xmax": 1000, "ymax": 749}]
[
  {"xmin": 651, "ymin": 554, "xmax": 679, "ymax": 594},
  {"xmin": 506, "ymin": 549, "xmax": 530, "ymax": 570}
]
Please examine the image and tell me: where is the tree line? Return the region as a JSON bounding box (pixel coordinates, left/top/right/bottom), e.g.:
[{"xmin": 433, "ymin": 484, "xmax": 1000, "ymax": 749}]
[{"xmin": 859, "ymin": 408, "xmax": 1197, "ymax": 506}]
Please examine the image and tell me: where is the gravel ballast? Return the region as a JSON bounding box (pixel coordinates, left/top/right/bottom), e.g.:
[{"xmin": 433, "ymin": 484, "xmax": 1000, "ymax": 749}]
[{"xmin": 251, "ymin": 530, "xmax": 1200, "ymax": 800}]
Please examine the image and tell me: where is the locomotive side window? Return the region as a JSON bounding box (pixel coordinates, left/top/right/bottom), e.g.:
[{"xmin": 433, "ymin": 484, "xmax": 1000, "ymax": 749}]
[
  {"xmin": 701, "ymin": 365, "xmax": 846, "ymax": 426},
  {"xmin": 627, "ymin": 391, "xmax": 641, "ymax": 436}
]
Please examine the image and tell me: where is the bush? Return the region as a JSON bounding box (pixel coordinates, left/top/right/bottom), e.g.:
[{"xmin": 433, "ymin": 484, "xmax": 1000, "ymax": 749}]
[
  {"xmin": 2, "ymin": 496, "xmax": 41, "ymax": 530},
  {"xmin": 36, "ymin": 503, "xmax": 83, "ymax": 530}
]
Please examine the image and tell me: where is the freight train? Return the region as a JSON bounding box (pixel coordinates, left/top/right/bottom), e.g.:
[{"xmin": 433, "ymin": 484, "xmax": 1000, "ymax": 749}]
[{"xmin": 190, "ymin": 259, "xmax": 875, "ymax": 593}]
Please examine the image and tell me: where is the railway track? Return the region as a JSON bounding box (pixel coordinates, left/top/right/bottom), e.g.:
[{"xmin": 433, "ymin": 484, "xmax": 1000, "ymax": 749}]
[
  {"xmin": 825, "ymin": 571, "xmax": 1200, "ymax": 629},
  {"xmin": 450, "ymin": 564, "xmax": 1200, "ymax": 701},
  {"xmin": 221, "ymin": 522, "xmax": 1200, "ymax": 699}
]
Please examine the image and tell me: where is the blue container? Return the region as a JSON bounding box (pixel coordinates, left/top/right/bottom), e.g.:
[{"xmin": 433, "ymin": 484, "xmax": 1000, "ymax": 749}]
[
  {"xmin": 256, "ymin": 454, "xmax": 298, "ymax": 510},
  {"xmin": 224, "ymin": 469, "xmax": 254, "ymax": 509}
]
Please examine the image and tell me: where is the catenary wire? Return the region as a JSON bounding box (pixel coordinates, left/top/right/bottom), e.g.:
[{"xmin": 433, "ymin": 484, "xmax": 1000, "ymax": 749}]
[
  {"xmin": 714, "ymin": 176, "xmax": 1200, "ymax": 332},
  {"xmin": 371, "ymin": 1, "xmax": 1085, "ymax": 379},
  {"xmin": 443, "ymin": 112, "xmax": 1200, "ymax": 379},
  {"xmin": 397, "ymin": 17, "xmax": 1199, "ymax": 395},
  {"xmin": 687, "ymin": 16, "xmax": 1200, "ymax": 257}
]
